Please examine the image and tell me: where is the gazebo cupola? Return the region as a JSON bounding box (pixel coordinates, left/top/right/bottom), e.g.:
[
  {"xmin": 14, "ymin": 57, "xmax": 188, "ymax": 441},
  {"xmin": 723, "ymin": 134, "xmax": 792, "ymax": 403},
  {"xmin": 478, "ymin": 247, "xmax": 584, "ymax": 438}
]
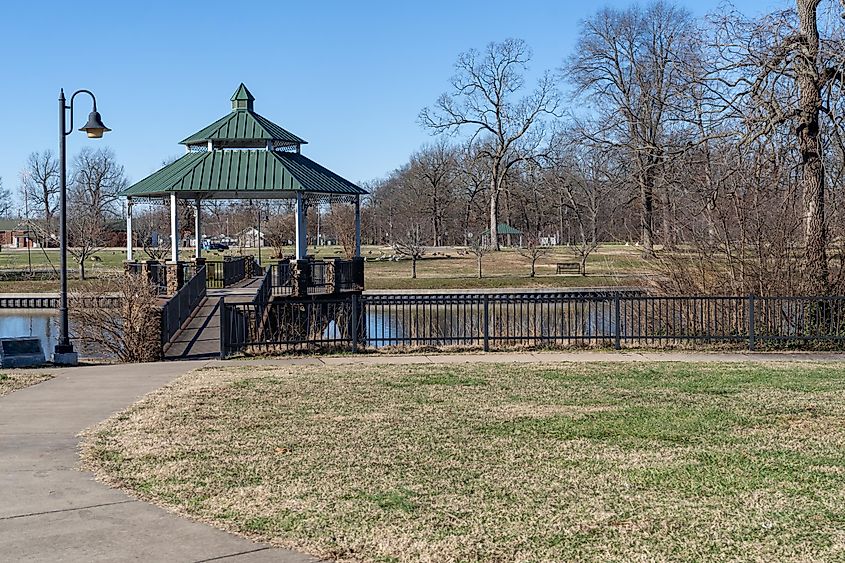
[
  {"xmin": 121, "ymin": 84, "xmax": 366, "ymax": 265},
  {"xmin": 180, "ymin": 83, "xmax": 308, "ymax": 153}
]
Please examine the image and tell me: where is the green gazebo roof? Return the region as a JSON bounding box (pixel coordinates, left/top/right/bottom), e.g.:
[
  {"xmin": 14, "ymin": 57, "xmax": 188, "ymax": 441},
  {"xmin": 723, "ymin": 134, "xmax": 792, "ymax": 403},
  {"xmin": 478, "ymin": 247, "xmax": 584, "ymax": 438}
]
[
  {"xmin": 180, "ymin": 83, "xmax": 307, "ymax": 147},
  {"xmin": 484, "ymin": 223, "xmax": 523, "ymax": 236},
  {"xmin": 123, "ymin": 150, "xmax": 365, "ymax": 197},
  {"xmin": 123, "ymin": 84, "xmax": 365, "ymax": 199}
]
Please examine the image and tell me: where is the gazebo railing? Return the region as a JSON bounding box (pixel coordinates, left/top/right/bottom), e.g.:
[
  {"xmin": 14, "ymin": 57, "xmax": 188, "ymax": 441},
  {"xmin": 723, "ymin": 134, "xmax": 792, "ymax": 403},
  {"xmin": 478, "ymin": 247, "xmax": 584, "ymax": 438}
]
[{"xmin": 267, "ymin": 259, "xmax": 362, "ymax": 296}]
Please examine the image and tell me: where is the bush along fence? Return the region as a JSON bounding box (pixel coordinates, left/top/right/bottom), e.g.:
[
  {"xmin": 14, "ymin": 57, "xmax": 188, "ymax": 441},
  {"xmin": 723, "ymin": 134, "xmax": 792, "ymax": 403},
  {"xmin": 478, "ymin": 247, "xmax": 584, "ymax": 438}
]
[{"xmin": 219, "ymin": 292, "xmax": 845, "ymax": 356}]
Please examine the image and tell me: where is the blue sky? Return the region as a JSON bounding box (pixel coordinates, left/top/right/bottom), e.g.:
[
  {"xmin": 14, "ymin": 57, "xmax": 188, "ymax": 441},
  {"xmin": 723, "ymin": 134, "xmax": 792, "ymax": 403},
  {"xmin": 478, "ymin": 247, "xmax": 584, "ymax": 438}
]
[{"xmin": 0, "ymin": 0, "xmax": 783, "ymax": 201}]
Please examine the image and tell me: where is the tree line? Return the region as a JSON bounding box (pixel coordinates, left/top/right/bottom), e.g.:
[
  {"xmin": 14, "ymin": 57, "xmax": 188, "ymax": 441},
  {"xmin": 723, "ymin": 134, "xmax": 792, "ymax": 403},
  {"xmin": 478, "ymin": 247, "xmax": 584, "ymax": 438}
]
[{"xmin": 364, "ymin": 0, "xmax": 845, "ymax": 295}]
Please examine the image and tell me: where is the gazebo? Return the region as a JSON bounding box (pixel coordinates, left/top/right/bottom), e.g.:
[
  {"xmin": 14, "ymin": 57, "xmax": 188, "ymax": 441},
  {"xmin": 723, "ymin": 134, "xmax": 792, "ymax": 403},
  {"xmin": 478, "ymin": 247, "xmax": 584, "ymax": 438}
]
[{"xmin": 121, "ymin": 84, "xmax": 366, "ymax": 274}]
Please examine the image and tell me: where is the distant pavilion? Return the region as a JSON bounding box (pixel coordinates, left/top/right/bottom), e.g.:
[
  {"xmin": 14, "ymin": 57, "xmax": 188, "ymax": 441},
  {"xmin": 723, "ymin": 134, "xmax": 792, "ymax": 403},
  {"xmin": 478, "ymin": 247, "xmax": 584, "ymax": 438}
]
[{"xmin": 121, "ymin": 84, "xmax": 366, "ymax": 263}]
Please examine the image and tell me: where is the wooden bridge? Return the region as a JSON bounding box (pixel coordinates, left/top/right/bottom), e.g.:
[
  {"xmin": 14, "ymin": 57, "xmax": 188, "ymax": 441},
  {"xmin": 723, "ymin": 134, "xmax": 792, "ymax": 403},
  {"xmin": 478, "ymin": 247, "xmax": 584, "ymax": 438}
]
[{"xmin": 151, "ymin": 259, "xmax": 364, "ymax": 360}]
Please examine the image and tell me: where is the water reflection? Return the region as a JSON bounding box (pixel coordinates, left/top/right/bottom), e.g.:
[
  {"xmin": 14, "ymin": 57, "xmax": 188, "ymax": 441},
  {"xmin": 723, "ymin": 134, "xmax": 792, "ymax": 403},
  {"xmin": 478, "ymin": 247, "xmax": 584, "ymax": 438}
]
[{"xmin": 0, "ymin": 310, "xmax": 60, "ymax": 355}]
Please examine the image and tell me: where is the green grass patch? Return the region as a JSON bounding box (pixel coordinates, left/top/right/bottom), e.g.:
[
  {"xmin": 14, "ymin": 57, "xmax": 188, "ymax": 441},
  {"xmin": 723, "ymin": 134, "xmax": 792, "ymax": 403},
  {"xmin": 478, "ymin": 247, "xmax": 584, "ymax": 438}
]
[{"xmin": 81, "ymin": 362, "xmax": 845, "ymax": 562}]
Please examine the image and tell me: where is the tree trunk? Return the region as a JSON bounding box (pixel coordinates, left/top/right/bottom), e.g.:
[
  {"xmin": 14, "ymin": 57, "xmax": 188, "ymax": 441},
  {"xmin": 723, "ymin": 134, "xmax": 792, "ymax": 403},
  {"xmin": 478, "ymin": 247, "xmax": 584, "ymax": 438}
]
[
  {"xmin": 411, "ymin": 257, "xmax": 417, "ymax": 279},
  {"xmin": 477, "ymin": 254, "xmax": 482, "ymax": 278},
  {"xmin": 489, "ymin": 170, "xmax": 500, "ymax": 251},
  {"xmin": 640, "ymin": 170, "xmax": 655, "ymax": 258},
  {"xmin": 79, "ymin": 260, "xmax": 86, "ymax": 281},
  {"xmin": 796, "ymin": 0, "xmax": 828, "ymax": 294}
]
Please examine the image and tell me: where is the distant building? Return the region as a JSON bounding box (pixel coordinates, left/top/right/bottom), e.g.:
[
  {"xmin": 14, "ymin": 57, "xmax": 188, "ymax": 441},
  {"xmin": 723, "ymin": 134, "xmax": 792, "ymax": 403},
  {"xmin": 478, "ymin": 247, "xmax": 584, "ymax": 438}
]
[
  {"xmin": 237, "ymin": 227, "xmax": 266, "ymax": 248},
  {"xmin": 0, "ymin": 219, "xmax": 38, "ymax": 248}
]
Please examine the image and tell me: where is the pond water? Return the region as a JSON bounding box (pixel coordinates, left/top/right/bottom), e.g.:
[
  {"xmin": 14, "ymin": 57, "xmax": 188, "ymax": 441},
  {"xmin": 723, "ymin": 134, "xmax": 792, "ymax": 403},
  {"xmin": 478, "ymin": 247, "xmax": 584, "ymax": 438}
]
[
  {"xmin": 0, "ymin": 310, "xmax": 61, "ymax": 356},
  {"xmin": 0, "ymin": 309, "xmax": 97, "ymax": 359}
]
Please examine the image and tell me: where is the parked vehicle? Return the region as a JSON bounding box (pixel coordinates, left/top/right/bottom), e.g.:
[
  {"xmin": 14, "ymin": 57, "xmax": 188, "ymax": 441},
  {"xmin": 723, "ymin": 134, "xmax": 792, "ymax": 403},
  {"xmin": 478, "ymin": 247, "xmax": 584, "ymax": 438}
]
[{"xmin": 209, "ymin": 242, "xmax": 229, "ymax": 251}]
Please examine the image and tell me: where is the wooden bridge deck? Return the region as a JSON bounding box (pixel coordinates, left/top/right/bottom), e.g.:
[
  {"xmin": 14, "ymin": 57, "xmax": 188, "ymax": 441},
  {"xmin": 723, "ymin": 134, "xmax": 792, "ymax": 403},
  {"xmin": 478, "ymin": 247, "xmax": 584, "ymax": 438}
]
[{"xmin": 163, "ymin": 277, "xmax": 262, "ymax": 360}]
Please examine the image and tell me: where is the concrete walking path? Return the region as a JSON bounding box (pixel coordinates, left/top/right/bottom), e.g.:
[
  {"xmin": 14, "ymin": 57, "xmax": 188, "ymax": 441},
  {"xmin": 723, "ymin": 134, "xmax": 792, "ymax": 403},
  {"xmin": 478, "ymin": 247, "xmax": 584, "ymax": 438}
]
[{"xmin": 0, "ymin": 361, "xmax": 315, "ymax": 562}]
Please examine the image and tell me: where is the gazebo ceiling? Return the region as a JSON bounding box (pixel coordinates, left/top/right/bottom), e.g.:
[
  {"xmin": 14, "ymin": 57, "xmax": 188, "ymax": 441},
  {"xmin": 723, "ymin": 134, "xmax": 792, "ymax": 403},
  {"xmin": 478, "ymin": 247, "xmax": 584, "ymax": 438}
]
[{"xmin": 122, "ymin": 84, "xmax": 365, "ymax": 199}]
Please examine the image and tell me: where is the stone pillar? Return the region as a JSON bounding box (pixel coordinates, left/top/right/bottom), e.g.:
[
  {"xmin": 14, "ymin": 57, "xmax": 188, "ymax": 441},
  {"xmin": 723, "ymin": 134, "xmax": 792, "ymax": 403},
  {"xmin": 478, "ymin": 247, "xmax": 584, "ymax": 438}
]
[
  {"xmin": 327, "ymin": 258, "xmax": 341, "ymax": 294},
  {"xmin": 193, "ymin": 256, "xmax": 206, "ymax": 277},
  {"xmin": 165, "ymin": 261, "xmax": 184, "ymax": 295},
  {"xmin": 291, "ymin": 259, "xmax": 310, "ymax": 297}
]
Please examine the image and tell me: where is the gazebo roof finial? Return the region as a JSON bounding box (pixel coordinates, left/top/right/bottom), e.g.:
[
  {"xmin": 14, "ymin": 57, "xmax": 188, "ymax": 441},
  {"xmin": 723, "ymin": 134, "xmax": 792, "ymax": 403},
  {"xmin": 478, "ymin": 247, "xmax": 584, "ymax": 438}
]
[{"xmin": 231, "ymin": 83, "xmax": 255, "ymax": 111}]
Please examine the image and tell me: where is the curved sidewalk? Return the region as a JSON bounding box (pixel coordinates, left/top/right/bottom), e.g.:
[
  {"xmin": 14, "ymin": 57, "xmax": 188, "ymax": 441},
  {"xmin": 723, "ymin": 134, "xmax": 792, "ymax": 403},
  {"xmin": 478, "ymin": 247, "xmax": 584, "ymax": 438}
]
[{"xmin": 0, "ymin": 361, "xmax": 315, "ymax": 562}]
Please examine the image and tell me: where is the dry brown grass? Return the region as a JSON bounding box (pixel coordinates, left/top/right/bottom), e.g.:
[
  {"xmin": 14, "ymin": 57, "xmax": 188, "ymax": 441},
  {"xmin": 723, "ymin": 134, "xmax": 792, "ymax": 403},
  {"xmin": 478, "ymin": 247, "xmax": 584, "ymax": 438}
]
[
  {"xmin": 0, "ymin": 371, "xmax": 51, "ymax": 397},
  {"xmin": 81, "ymin": 362, "xmax": 845, "ymax": 562}
]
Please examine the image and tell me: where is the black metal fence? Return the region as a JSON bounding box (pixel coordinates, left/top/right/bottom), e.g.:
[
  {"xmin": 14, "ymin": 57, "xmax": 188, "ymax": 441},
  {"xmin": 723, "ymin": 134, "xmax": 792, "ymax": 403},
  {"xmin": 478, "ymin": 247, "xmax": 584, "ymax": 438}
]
[
  {"xmin": 0, "ymin": 295, "xmax": 120, "ymax": 309},
  {"xmin": 161, "ymin": 266, "xmax": 207, "ymax": 344},
  {"xmin": 219, "ymin": 292, "xmax": 845, "ymax": 356},
  {"xmin": 204, "ymin": 257, "xmax": 250, "ymax": 289},
  {"xmin": 271, "ymin": 262, "xmax": 293, "ymax": 296}
]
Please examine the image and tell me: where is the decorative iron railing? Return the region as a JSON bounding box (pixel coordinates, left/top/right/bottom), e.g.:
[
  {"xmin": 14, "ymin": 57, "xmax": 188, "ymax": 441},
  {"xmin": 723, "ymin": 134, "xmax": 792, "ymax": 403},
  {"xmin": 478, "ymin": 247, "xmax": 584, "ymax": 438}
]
[{"xmin": 219, "ymin": 292, "xmax": 845, "ymax": 356}]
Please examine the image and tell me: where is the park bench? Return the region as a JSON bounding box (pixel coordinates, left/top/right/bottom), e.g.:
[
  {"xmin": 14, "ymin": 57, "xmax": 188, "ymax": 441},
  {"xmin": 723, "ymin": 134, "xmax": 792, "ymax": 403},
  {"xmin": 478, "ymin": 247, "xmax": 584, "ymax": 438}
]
[{"xmin": 556, "ymin": 262, "xmax": 581, "ymax": 275}]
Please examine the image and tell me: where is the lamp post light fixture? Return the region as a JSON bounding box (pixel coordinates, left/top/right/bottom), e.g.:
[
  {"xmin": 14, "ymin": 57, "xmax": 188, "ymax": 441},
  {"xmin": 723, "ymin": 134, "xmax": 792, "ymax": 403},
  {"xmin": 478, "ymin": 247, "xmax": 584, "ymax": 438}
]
[{"xmin": 54, "ymin": 89, "xmax": 110, "ymax": 365}]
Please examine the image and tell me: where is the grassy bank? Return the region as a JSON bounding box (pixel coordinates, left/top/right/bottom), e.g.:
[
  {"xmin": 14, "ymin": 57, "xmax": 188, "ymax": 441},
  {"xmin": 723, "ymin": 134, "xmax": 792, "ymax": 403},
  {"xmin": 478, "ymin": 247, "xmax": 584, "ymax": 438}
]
[
  {"xmin": 0, "ymin": 371, "xmax": 51, "ymax": 397},
  {"xmin": 0, "ymin": 244, "xmax": 647, "ymax": 292},
  {"xmin": 83, "ymin": 362, "xmax": 845, "ymax": 561}
]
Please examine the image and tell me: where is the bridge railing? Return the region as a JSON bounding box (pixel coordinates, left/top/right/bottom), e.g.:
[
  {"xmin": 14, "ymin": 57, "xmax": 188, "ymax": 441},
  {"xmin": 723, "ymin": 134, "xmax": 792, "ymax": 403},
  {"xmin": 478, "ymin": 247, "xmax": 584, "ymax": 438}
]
[{"xmin": 161, "ymin": 266, "xmax": 207, "ymax": 345}]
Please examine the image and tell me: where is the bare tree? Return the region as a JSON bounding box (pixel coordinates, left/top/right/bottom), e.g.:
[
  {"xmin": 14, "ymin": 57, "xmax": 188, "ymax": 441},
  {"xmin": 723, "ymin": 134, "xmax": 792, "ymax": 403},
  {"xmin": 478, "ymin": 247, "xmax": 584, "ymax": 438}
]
[
  {"xmin": 0, "ymin": 178, "xmax": 12, "ymax": 218},
  {"xmin": 19, "ymin": 150, "xmax": 60, "ymax": 246},
  {"xmin": 566, "ymin": 1, "xmax": 699, "ymax": 257},
  {"xmin": 70, "ymin": 271, "xmax": 162, "ymax": 362},
  {"xmin": 327, "ymin": 203, "xmax": 357, "ymax": 259},
  {"xmin": 704, "ymin": 0, "xmax": 845, "ymax": 292},
  {"xmin": 517, "ymin": 233, "xmax": 549, "ymax": 277},
  {"xmin": 466, "ymin": 233, "xmax": 486, "ymax": 278},
  {"xmin": 394, "ymin": 225, "xmax": 426, "ymax": 278},
  {"xmin": 68, "ymin": 148, "xmax": 127, "ymax": 278},
  {"xmin": 421, "ymin": 38, "xmax": 560, "ymax": 250},
  {"xmin": 410, "ymin": 140, "xmax": 458, "ymax": 246}
]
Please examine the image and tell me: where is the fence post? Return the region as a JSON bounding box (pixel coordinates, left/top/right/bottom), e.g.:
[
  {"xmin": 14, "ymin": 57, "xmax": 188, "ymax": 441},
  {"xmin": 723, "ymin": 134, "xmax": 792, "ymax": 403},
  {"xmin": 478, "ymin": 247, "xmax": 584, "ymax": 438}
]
[
  {"xmin": 613, "ymin": 293, "xmax": 621, "ymax": 351},
  {"xmin": 218, "ymin": 297, "xmax": 227, "ymax": 359},
  {"xmin": 748, "ymin": 294, "xmax": 756, "ymax": 352},
  {"xmin": 351, "ymin": 293, "xmax": 359, "ymax": 353},
  {"xmin": 483, "ymin": 295, "xmax": 490, "ymax": 352}
]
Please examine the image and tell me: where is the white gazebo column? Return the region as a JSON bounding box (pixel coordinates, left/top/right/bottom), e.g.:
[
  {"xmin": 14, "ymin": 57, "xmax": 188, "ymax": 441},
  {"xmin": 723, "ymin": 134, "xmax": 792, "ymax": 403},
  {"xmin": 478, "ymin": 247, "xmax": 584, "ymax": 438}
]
[
  {"xmin": 354, "ymin": 195, "xmax": 361, "ymax": 258},
  {"xmin": 125, "ymin": 197, "xmax": 134, "ymax": 262},
  {"xmin": 194, "ymin": 198, "xmax": 202, "ymax": 259},
  {"xmin": 295, "ymin": 192, "xmax": 307, "ymax": 260},
  {"xmin": 170, "ymin": 193, "xmax": 179, "ymax": 263}
]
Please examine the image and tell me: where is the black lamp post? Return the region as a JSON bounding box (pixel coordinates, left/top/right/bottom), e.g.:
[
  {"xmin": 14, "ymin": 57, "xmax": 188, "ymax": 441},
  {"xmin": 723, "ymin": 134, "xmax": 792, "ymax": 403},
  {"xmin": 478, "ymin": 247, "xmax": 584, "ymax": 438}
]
[{"xmin": 54, "ymin": 89, "xmax": 110, "ymax": 365}]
